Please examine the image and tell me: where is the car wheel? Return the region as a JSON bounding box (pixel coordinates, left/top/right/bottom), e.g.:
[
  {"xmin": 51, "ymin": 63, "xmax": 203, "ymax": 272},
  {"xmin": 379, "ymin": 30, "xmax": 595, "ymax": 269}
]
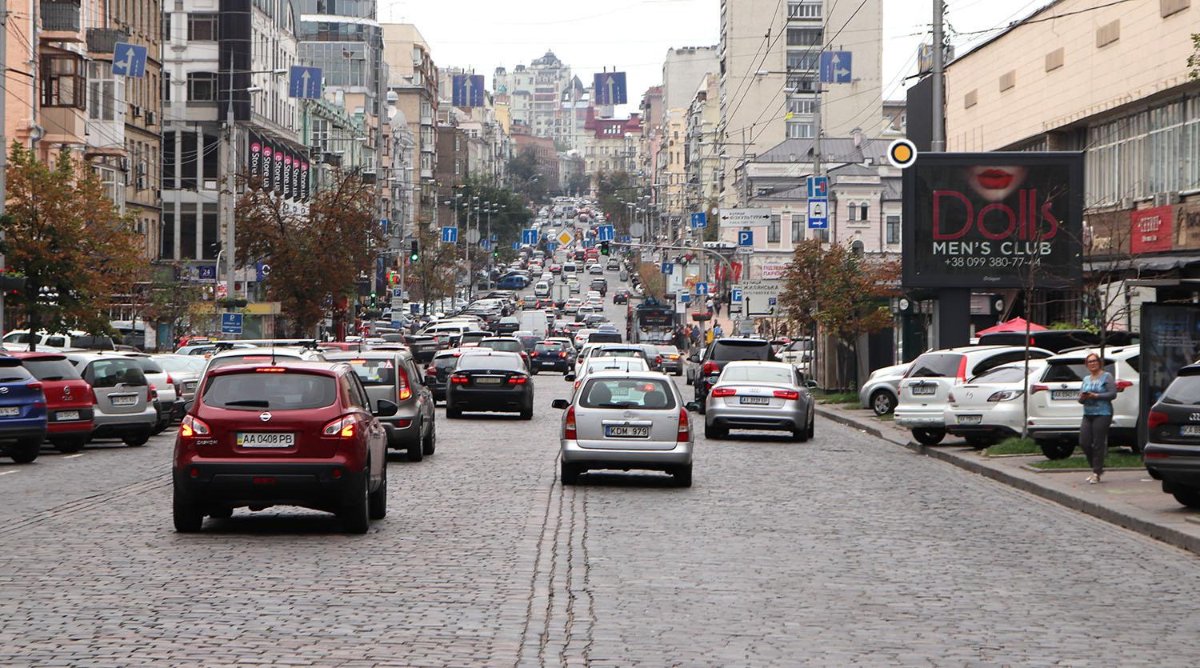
[
  {"xmin": 560, "ymin": 461, "xmax": 580, "ymax": 485},
  {"xmin": 794, "ymin": 415, "xmax": 810, "ymax": 442},
  {"xmin": 704, "ymin": 422, "xmax": 726, "ymax": 440},
  {"xmin": 123, "ymin": 432, "xmax": 150, "ymax": 447},
  {"xmin": 173, "ymin": 488, "xmax": 203, "ymax": 533},
  {"xmin": 341, "ymin": 470, "xmax": 371, "ymax": 534},
  {"xmin": 520, "ymin": 404, "xmax": 534, "ymax": 420},
  {"xmin": 446, "ymin": 403, "xmax": 462, "ymax": 419},
  {"xmin": 368, "ymin": 463, "xmax": 388, "ymax": 520},
  {"xmin": 806, "ymin": 412, "xmax": 816, "ymax": 440},
  {"xmin": 673, "ymin": 464, "xmax": 693, "ymax": 488},
  {"xmin": 911, "ymin": 428, "xmax": 946, "ymax": 446},
  {"xmin": 1038, "ymin": 439, "xmax": 1076, "ymax": 460},
  {"xmin": 407, "ymin": 426, "xmax": 424, "ymax": 462},
  {"xmin": 7, "ymin": 437, "xmax": 42, "ymax": 464},
  {"xmin": 531, "ymin": 367, "xmax": 539, "ymax": 375},
  {"xmin": 422, "ymin": 420, "xmax": 437, "ymax": 455},
  {"xmin": 1171, "ymin": 488, "xmax": 1200, "ymax": 509},
  {"xmin": 51, "ymin": 435, "xmax": 87, "ymax": 454},
  {"xmin": 870, "ymin": 390, "xmax": 897, "ymax": 416},
  {"xmin": 208, "ymin": 507, "xmax": 233, "ymax": 520},
  {"xmin": 964, "ymin": 434, "xmax": 994, "ymax": 450},
  {"xmin": 674, "ymin": 368, "xmax": 682, "ymax": 377}
]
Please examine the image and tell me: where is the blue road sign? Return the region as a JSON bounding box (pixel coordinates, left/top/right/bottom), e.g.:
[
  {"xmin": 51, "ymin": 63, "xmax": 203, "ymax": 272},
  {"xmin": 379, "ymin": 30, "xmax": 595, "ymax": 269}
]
[
  {"xmin": 220, "ymin": 313, "xmax": 243, "ymax": 335},
  {"xmin": 807, "ymin": 197, "xmax": 829, "ymax": 229},
  {"xmin": 661, "ymin": 262, "xmax": 673, "ymax": 275},
  {"xmin": 598, "ymin": 225, "xmax": 615, "ymax": 242},
  {"xmin": 197, "ymin": 265, "xmax": 217, "ymax": 282},
  {"xmin": 112, "ymin": 42, "xmax": 148, "ymax": 78},
  {"xmin": 620, "ymin": 235, "xmax": 631, "ymax": 243},
  {"xmin": 452, "ymin": 74, "xmax": 486, "ymax": 107},
  {"xmin": 695, "ymin": 282, "xmax": 708, "ymax": 296},
  {"xmin": 593, "ymin": 72, "xmax": 628, "ymax": 106},
  {"xmin": 546, "ymin": 242, "xmax": 558, "ymax": 253},
  {"xmin": 480, "ymin": 239, "xmax": 492, "ymax": 251},
  {"xmin": 738, "ymin": 230, "xmax": 754, "ymax": 246},
  {"xmin": 512, "ymin": 241, "xmax": 521, "ymax": 250},
  {"xmin": 680, "ymin": 293, "xmax": 691, "ymax": 304},
  {"xmin": 690, "ymin": 212, "xmax": 707, "ymax": 229},
  {"xmin": 255, "ymin": 262, "xmax": 272, "ymax": 282},
  {"xmin": 731, "ymin": 288, "xmax": 744, "ymax": 304},
  {"xmin": 582, "ymin": 238, "xmax": 595, "ymax": 249},
  {"xmin": 819, "ymin": 51, "xmax": 853, "ymax": 84},
  {"xmin": 441, "ymin": 226, "xmax": 459, "ymax": 243},
  {"xmin": 380, "ymin": 218, "xmax": 390, "ymax": 236},
  {"xmin": 806, "ymin": 176, "xmax": 829, "ymax": 199},
  {"xmin": 288, "ymin": 65, "xmax": 322, "ymax": 99},
  {"xmin": 522, "ymin": 229, "xmax": 538, "ymax": 245}
]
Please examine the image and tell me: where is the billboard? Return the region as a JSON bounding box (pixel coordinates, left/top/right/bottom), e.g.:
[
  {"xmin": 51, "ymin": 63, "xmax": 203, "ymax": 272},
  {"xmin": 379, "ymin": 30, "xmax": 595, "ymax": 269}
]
[
  {"xmin": 1139, "ymin": 304, "xmax": 1200, "ymax": 449},
  {"xmin": 902, "ymin": 152, "xmax": 1084, "ymax": 289}
]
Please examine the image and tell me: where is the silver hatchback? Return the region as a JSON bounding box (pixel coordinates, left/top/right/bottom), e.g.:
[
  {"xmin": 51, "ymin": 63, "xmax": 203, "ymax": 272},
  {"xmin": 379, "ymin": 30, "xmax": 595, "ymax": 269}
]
[{"xmin": 552, "ymin": 371, "xmax": 694, "ymax": 487}]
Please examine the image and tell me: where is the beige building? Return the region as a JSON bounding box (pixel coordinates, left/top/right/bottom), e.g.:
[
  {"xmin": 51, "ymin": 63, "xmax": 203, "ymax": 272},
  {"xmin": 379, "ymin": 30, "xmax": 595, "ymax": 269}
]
[
  {"xmin": 719, "ymin": 0, "xmax": 883, "ymax": 205},
  {"xmin": 382, "ymin": 24, "xmax": 439, "ymax": 229},
  {"xmin": 685, "ymin": 73, "xmax": 722, "ymax": 238}
]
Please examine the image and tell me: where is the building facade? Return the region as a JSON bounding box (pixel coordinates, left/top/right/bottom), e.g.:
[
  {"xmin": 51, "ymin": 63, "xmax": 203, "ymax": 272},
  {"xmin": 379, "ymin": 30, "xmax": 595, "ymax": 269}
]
[{"xmin": 382, "ymin": 23, "xmax": 438, "ymax": 228}]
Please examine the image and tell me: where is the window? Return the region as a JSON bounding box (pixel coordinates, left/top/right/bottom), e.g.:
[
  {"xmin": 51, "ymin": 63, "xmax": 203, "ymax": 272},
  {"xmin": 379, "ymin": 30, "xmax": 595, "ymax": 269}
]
[
  {"xmin": 786, "ymin": 121, "xmax": 814, "ymax": 139},
  {"xmin": 848, "ymin": 202, "xmax": 869, "ymax": 222},
  {"xmin": 786, "ymin": 51, "xmax": 819, "ymax": 71},
  {"xmin": 187, "ymin": 13, "xmax": 218, "ymax": 41},
  {"xmin": 42, "ymin": 53, "xmax": 85, "ymax": 108},
  {"xmin": 88, "ymin": 61, "xmax": 116, "ymax": 121},
  {"xmin": 787, "ymin": 97, "xmax": 816, "ymax": 115},
  {"xmin": 791, "ymin": 214, "xmax": 805, "ymax": 242},
  {"xmin": 187, "ymin": 72, "xmax": 217, "ymax": 101},
  {"xmin": 768, "ymin": 214, "xmax": 781, "ymax": 243},
  {"xmin": 786, "ymin": 27, "xmax": 822, "ymax": 46},
  {"xmin": 788, "ymin": 1, "xmax": 821, "ymax": 19},
  {"xmin": 886, "ymin": 215, "xmax": 900, "ymax": 245}
]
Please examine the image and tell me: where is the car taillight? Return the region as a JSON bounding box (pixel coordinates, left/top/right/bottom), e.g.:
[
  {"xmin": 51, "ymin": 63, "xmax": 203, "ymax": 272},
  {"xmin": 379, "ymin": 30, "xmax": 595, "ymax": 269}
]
[
  {"xmin": 774, "ymin": 389, "xmax": 800, "ymax": 400},
  {"xmin": 89, "ymin": 386, "xmax": 98, "ymax": 404},
  {"xmin": 425, "ymin": 365, "xmax": 437, "ymax": 377},
  {"xmin": 450, "ymin": 374, "xmax": 469, "ymax": 385},
  {"xmin": 677, "ymin": 408, "xmax": 691, "ymax": 442},
  {"xmin": 166, "ymin": 374, "xmax": 175, "ymax": 386},
  {"xmin": 559, "ymin": 351, "xmax": 568, "ymax": 358},
  {"xmin": 564, "ymin": 405, "xmax": 577, "ymax": 439},
  {"xmin": 27, "ymin": 381, "xmax": 45, "ymax": 408},
  {"xmin": 397, "ymin": 367, "xmax": 412, "ymax": 401},
  {"xmin": 322, "ymin": 416, "xmax": 356, "ymax": 438},
  {"xmin": 179, "ymin": 414, "xmax": 211, "ymax": 439},
  {"xmin": 1116, "ymin": 380, "xmax": 1133, "ymax": 392},
  {"xmin": 508, "ymin": 376, "xmax": 528, "ymax": 385},
  {"xmin": 1147, "ymin": 410, "xmax": 1169, "ymax": 430},
  {"xmin": 947, "ymin": 392, "xmax": 956, "ymax": 403},
  {"xmin": 1030, "ymin": 384, "xmax": 1048, "ymax": 394},
  {"xmin": 702, "ymin": 361, "xmax": 719, "ymax": 375},
  {"xmin": 711, "ymin": 387, "xmax": 737, "ymax": 397},
  {"xmin": 531, "ymin": 351, "xmax": 540, "ymax": 358},
  {"xmin": 148, "ymin": 384, "xmax": 158, "ymax": 401},
  {"xmin": 956, "ymin": 356, "xmax": 968, "ymax": 383},
  {"xmin": 655, "ymin": 356, "xmax": 663, "ymax": 366}
]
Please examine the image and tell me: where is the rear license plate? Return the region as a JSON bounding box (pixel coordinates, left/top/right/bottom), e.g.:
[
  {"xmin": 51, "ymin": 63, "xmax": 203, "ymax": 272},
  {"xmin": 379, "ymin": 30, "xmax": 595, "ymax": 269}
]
[
  {"xmin": 739, "ymin": 396, "xmax": 770, "ymax": 405},
  {"xmin": 605, "ymin": 425, "xmax": 650, "ymax": 438},
  {"xmin": 541, "ymin": 361, "xmax": 556, "ymax": 366},
  {"xmin": 57, "ymin": 410, "xmax": 80, "ymax": 421},
  {"xmin": 111, "ymin": 395, "xmax": 138, "ymax": 407},
  {"xmin": 1051, "ymin": 390, "xmax": 1079, "ymax": 400},
  {"xmin": 0, "ymin": 407, "xmax": 19, "ymax": 417},
  {"xmin": 237, "ymin": 432, "xmax": 295, "ymax": 448},
  {"xmin": 911, "ymin": 384, "xmax": 937, "ymax": 396},
  {"xmin": 957, "ymin": 414, "xmax": 983, "ymax": 425},
  {"xmin": 476, "ymin": 377, "xmax": 502, "ymax": 385},
  {"xmin": 1181, "ymin": 425, "xmax": 1200, "ymax": 437}
]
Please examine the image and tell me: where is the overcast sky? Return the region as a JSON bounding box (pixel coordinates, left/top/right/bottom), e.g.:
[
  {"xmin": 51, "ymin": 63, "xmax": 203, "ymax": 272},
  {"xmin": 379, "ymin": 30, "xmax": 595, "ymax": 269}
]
[{"xmin": 380, "ymin": 0, "xmax": 1051, "ymax": 114}]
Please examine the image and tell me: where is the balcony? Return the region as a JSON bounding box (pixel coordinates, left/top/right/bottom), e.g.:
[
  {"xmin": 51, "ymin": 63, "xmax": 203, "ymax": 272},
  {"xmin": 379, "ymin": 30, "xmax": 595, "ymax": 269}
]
[
  {"xmin": 41, "ymin": 0, "xmax": 82, "ymax": 38},
  {"xmin": 86, "ymin": 28, "xmax": 128, "ymax": 53}
]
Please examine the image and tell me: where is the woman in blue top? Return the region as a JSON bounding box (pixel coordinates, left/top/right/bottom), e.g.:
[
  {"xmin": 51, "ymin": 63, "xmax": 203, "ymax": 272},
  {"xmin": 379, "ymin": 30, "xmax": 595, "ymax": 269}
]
[{"xmin": 1078, "ymin": 353, "xmax": 1118, "ymax": 484}]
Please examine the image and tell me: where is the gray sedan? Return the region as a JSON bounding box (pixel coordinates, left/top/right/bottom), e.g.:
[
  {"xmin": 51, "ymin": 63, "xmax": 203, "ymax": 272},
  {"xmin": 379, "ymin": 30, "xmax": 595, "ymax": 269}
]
[
  {"xmin": 702, "ymin": 361, "xmax": 814, "ymax": 441},
  {"xmin": 552, "ymin": 371, "xmax": 694, "ymax": 487}
]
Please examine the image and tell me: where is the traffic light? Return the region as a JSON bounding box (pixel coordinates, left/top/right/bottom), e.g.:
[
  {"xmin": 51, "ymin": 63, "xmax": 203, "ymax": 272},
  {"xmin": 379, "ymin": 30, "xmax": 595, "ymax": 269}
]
[
  {"xmin": 0, "ymin": 276, "xmax": 27, "ymax": 299},
  {"xmin": 370, "ymin": 292, "xmax": 377, "ymax": 308},
  {"xmin": 600, "ymin": 241, "xmax": 610, "ymax": 256},
  {"xmin": 409, "ymin": 240, "xmax": 419, "ymax": 262},
  {"xmin": 492, "ymin": 248, "xmax": 499, "ymax": 259}
]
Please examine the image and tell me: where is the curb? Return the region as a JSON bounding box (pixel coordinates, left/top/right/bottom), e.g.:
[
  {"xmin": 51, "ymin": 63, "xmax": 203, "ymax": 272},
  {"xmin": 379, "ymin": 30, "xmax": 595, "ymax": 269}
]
[{"xmin": 815, "ymin": 406, "xmax": 1200, "ymax": 557}]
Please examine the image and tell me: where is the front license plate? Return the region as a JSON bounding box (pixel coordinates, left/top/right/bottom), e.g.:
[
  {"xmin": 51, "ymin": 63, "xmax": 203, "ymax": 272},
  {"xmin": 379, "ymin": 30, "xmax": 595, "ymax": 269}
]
[
  {"xmin": 739, "ymin": 396, "xmax": 770, "ymax": 405},
  {"xmin": 476, "ymin": 377, "xmax": 502, "ymax": 385},
  {"xmin": 1051, "ymin": 390, "xmax": 1079, "ymax": 400},
  {"xmin": 605, "ymin": 425, "xmax": 650, "ymax": 438},
  {"xmin": 237, "ymin": 432, "xmax": 295, "ymax": 448},
  {"xmin": 1181, "ymin": 425, "xmax": 1200, "ymax": 437},
  {"xmin": 0, "ymin": 407, "xmax": 19, "ymax": 417},
  {"xmin": 57, "ymin": 410, "xmax": 80, "ymax": 421},
  {"xmin": 911, "ymin": 384, "xmax": 936, "ymax": 396},
  {"xmin": 110, "ymin": 395, "xmax": 138, "ymax": 407},
  {"xmin": 957, "ymin": 414, "xmax": 982, "ymax": 425}
]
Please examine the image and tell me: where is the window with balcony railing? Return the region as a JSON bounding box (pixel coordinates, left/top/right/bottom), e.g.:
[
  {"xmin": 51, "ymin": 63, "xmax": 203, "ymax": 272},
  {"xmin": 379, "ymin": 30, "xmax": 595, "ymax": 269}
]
[
  {"xmin": 786, "ymin": 27, "xmax": 822, "ymax": 47},
  {"xmin": 42, "ymin": 53, "xmax": 85, "ymax": 109},
  {"xmin": 41, "ymin": 0, "xmax": 80, "ymax": 31},
  {"xmin": 788, "ymin": 1, "xmax": 821, "ymax": 19},
  {"xmin": 786, "ymin": 51, "xmax": 819, "ymax": 71}
]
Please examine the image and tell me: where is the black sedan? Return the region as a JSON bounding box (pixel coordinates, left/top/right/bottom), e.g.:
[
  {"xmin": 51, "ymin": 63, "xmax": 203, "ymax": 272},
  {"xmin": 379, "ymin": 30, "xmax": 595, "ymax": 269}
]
[
  {"xmin": 530, "ymin": 340, "xmax": 573, "ymax": 373},
  {"xmin": 445, "ymin": 351, "xmax": 533, "ymax": 419}
]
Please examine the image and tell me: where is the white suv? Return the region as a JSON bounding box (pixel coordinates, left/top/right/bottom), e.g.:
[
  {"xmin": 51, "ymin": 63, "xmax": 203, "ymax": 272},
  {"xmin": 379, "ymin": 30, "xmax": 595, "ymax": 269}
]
[
  {"xmin": 895, "ymin": 345, "xmax": 1053, "ymax": 445},
  {"xmin": 1026, "ymin": 346, "xmax": 1140, "ymax": 459}
]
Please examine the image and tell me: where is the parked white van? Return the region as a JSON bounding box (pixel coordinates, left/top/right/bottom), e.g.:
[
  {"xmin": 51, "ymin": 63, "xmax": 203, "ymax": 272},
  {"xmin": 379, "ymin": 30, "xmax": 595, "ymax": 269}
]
[{"xmin": 2, "ymin": 329, "xmax": 116, "ymax": 352}]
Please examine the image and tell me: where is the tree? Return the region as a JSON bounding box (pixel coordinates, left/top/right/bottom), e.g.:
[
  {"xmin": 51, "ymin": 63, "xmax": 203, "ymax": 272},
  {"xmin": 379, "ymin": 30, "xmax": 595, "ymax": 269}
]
[
  {"xmin": 1189, "ymin": 33, "xmax": 1200, "ymax": 79},
  {"xmin": 596, "ymin": 171, "xmax": 637, "ymax": 231},
  {"xmin": 507, "ymin": 149, "xmax": 548, "ymax": 204},
  {"xmin": 142, "ymin": 269, "xmax": 206, "ymax": 349},
  {"xmin": 406, "ymin": 223, "xmax": 459, "ymax": 311},
  {"xmin": 778, "ymin": 240, "xmax": 899, "ymax": 388},
  {"xmin": 236, "ymin": 170, "xmax": 380, "ymax": 336},
  {"xmin": 1, "ymin": 144, "xmax": 144, "ymax": 349},
  {"xmin": 637, "ymin": 262, "xmax": 666, "ymax": 300}
]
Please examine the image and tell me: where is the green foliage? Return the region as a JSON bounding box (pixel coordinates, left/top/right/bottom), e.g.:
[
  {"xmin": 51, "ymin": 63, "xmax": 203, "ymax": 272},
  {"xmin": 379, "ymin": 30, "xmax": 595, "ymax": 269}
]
[
  {"xmin": 1030, "ymin": 452, "xmax": 1143, "ymax": 470},
  {"xmin": 507, "ymin": 148, "xmax": 548, "ymax": 204},
  {"xmin": 596, "ymin": 171, "xmax": 639, "ymax": 232},
  {"xmin": 1189, "ymin": 33, "xmax": 1200, "ymax": 80},
  {"xmin": 457, "ymin": 177, "xmax": 534, "ymax": 252},
  {"xmin": 637, "ymin": 262, "xmax": 666, "ymax": 300},
  {"xmin": 984, "ymin": 437, "xmax": 1040, "ymax": 456}
]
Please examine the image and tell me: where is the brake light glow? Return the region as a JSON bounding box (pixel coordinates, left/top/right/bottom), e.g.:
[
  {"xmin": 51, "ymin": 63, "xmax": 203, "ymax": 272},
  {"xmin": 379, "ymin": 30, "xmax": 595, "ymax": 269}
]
[
  {"xmin": 655, "ymin": 356, "xmax": 663, "ymax": 366},
  {"xmin": 559, "ymin": 351, "xmax": 568, "ymax": 358},
  {"xmin": 564, "ymin": 406, "xmax": 577, "ymax": 439},
  {"xmin": 773, "ymin": 389, "xmax": 800, "ymax": 400},
  {"xmin": 711, "ymin": 387, "xmax": 737, "ymax": 397},
  {"xmin": 677, "ymin": 408, "xmax": 691, "ymax": 442},
  {"xmin": 702, "ymin": 361, "xmax": 720, "ymax": 375},
  {"xmin": 179, "ymin": 414, "xmax": 211, "ymax": 438},
  {"xmin": 397, "ymin": 367, "xmax": 412, "ymax": 401},
  {"xmin": 508, "ymin": 376, "xmax": 529, "ymax": 385},
  {"xmin": 450, "ymin": 374, "xmax": 469, "ymax": 385},
  {"xmin": 425, "ymin": 366, "xmax": 437, "ymax": 376},
  {"xmin": 956, "ymin": 356, "xmax": 968, "ymax": 383},
  {"xmin": 1147, "ymin": 410, "xmax": 1169, "ymax": 430},
  {"xmin": 323, "ymin": 416, "xmax": 356, "ymax": 438},
  {"xmin": 1116, "ymin": 380, "xmax": 1133, "ymax": 392},
  {"xmin": 1030, "ymin": 384, "xmax": 1048, "ymax": 394},
  {"xmin": 531, "ymin": 351, "xmax": 540, "ymax": 358},
  {"xmin": 255, "ymin": 367, "xmax": 287, "ymax": 373}
]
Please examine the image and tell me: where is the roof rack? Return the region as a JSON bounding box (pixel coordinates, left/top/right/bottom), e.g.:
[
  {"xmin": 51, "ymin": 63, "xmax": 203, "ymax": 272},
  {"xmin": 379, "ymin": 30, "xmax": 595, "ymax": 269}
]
[{"xmin": 213, "ymin": 338, "xmax": 320, "ymax": 352}]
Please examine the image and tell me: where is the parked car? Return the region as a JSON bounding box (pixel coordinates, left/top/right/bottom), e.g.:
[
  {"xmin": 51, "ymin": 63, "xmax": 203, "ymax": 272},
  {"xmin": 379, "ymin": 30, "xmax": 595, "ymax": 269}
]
[
  {"xmin": 688, "ymin": 338, "xmax": 778, "ymax": 413},
  {"xmin": 976, "ymin": 329, "xmax": 1138, "ymax": 353},
  {"xmin": 154, "ymin": 354, "xmax": 206, "ymax": 420},
  {"xmin": 702, "ymin": 361, "xmax": 815, "ymax": 442},
  {"xmin": 120, "ymin": 353, "xmax": 178, "ymax": 435},
  {"xmin": 445, "ymin": 351, "xmax": 534, "ymax": 419},
  {"xmin": 0, "ymin": 357, "xmax": 48, "ymax": 463},
  {"xmin": 944, "ymin": 360, "xmax": 1049, "ymax": 448},
  {"xmin": 65, "ymin": 351, "xmax": 158, "ymax": 446},
  {"xmin": 775, "ymin": 338, "xmax": 814, "ymax": 375},
  {"xmin": 326, "ymin": 351, "xmax": 436, "ymax": 462},
  {"xmin": 2, "ymin": 329, "xmax": 115, "ymax": 352},
  {"xmin": 172, "ymin": 361, "xmax": 393, "ymax": 533},
  {"xmin": 553, "ymin": 371, "xmax": 693, "ymax": 486},
  {"xmin": 1025, "ymin": 346, "xmax": 1141, "ymax": 459},
  {"xmin": 11, "ymin": 352, "xmax": 94, "ymax": 453},
  {"xmin": 1144, "ymin": 364, "xmax": 1200, "ymax": 509},
  {"xmin": 858, "ymin": 363, "xmax": 910, "ymax": 416}
]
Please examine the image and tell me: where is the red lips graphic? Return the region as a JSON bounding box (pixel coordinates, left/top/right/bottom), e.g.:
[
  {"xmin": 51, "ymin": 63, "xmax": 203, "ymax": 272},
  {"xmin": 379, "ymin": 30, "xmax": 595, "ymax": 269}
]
[{"xmin": 976, "ymin": 169, "xmax": 1014, "ymax": 190}]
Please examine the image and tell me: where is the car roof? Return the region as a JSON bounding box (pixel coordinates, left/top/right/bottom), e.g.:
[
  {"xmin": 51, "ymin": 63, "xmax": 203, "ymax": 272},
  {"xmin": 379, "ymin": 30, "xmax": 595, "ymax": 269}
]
[
  {"xmin": 8, "ymin": 351, "xmax": 68, "ymax": 361},
  {"xmin": 324, "ymin": 350, "xmax": 410, "ymax": 360},
  {"xmin": 208, "ymin": 360, "xmax": 344, "ymax": 377},
  {"xmin": 721, "ymin": 360, "xmax": 795, "ymax": 370},
  {"xmin": 1046, "ymin": 346, "xmax": 1140, "ymax": 361},
  {"xmin": 583, "ymin": 369, "xmax": 670, "ymax": 381},
  {"xmin": 210, "ymin": 346, "xmax": 312, "ymax": 358}
]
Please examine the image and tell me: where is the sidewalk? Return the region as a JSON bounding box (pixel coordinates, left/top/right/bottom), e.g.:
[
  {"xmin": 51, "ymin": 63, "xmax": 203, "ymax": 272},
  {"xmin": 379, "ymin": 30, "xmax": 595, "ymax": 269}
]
[{"xmin": 815, "ymin": 402, "xmax": 1200, "ymax": 557}]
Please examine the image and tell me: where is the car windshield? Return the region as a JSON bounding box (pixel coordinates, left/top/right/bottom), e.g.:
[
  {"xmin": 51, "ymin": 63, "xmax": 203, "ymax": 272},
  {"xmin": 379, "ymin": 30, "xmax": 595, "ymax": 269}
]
[
  {"xmin": 202, "ymin": 372, "xmax": 337, "ymax": 410},
  {"xmin": 433, "ymin": 355, "xmax": 461, "ymax": 370},
  {"xmin": 711, "ymin": 341, "xmax": 771, "ymax": 361},
  {"xmin": 720, "ymin": 366, "xmax": 794, "ymax": 384},
  {"xmin": 907, "ymin": 353, "xmax": 964, "ymax": 378},
  {"xmin": 21, "ymin": 358, "xmax": 81, "ymax": 381},
  {"xmin": 456, "ymin": 355, "xmax": 524, "ymax": 371},
  {"xmin": 586, "ymin": 359, "xmax": 647, "ymax": 374},
  {"xmin": 479, "ymin": 340, "xmax": 522, "ymax": 353},
  {"xmin": 0, "ymin": 363, "xmax": 33, "ymax": 383},
  {"xmin": 594, "ymin": 349, "xmax": 642, "ymax": 359},
  {"xmin": 1160, "ymin": 374, "xmax": 1200, "ymax": 405},
  {"xmin": 1042, "ymin": 360, "xmax": 1114, "ymax": 382},
  {"xmin": 341, "ymin": 358, "xmax": 396, "ymax": 386},
  {"xmin": 208, "ymin": 353, "xmax": 301, "ymax": 371},
  {"xmin": 130, "ymin": 358, "xmax": 165, "ymax": 374},
  {"xmin": 969, "ymin": 366, "xmax": 1029, "ymax": 384},
  {"xmin": 536, "ymin": 343, "xmax": 564, "ymax": 353},
  {"xmin": 87, "ymin": 359, "xmax": 147, "ymax": 387},
  {"xmin": 579, "ymin": 378, "xmax": 676, "ymax": 409}
]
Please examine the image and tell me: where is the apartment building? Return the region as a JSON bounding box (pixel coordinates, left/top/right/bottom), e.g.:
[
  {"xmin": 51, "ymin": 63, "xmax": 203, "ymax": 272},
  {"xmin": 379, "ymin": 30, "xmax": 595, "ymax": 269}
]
[
  {"xmin": 382, "ymin": 23, "xmax": 438, "ymax": 228},
  {"xmin": 495, "ymin": 52, "xmax": 590, "ymax": 150},
  {"xmin": 685, "ymin": 73, "xmax": 721, "ymax": 224}
]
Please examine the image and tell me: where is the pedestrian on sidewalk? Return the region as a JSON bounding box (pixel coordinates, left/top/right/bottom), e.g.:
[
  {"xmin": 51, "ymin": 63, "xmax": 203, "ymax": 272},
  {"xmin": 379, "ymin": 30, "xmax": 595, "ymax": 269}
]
[
  {"xmin": 1078, "ymin": 352, "xmax": 1117, "ymax": 484},
  {"xmin": 713, "ymin": 322, "xmax": 724, "ymax": 339}
]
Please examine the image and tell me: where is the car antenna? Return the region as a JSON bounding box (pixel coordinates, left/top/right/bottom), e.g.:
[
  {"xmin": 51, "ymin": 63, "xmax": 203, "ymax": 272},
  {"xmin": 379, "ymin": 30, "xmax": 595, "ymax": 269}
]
[{"xmin": 271, "ymin": 339, "xmax": 276, "ymax": 366}]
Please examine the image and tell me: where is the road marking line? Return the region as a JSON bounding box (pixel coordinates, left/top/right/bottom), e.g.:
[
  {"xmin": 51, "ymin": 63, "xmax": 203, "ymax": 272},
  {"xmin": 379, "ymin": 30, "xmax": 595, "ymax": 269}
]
[
  {"xmin": 0, "ymin": 470, "xmax": 18, "ymax": 476},
  {"xmin": 63, "ymin": 454, "xmax": 84, "ymax": 459}
]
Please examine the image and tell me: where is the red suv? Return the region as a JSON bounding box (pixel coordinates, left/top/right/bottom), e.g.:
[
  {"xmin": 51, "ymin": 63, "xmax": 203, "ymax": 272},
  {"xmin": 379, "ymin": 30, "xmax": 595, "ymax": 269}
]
[
  {"xmin": 173, "ymin": 362, "xmax": 394, "ymax": 533},
  {"xmin": 11, "ymin": 352, "xmax": 95, "ymax": 453}
]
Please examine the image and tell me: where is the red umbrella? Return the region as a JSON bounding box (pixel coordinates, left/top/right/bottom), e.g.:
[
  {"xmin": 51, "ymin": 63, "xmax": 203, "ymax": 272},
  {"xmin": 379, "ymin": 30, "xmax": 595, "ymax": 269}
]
[{"xmin": 977, "ymin": 317, "xmax": 1048, "ymax": 336}]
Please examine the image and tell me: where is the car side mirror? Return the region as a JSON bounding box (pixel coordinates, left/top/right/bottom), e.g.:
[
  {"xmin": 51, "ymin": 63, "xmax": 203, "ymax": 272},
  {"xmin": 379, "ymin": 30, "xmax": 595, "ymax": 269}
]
[
  {"xmin": 564, "ymin": 373, "xmax": 575, "ymax": 381},
  {"xmin": 374, "ymin": 399, "xmax": 399, "ymax": 417},
  {"xmin": 685, "ymin": 401, "xmax": 700, "ymax": 412},
  {"xmin": 805, "ymin": 380, "xmax": 818, "ymax": 389},
  {"xmin": 182, "ymin": 399, "xmax": 194, "ymax": 413},
  {"xmin": 551, "ymin": 398, "xmax": 570, "ymax": 410},
  {"xmin": 689, "ymin": 353, "xmax": 700, "ymax": 363}
]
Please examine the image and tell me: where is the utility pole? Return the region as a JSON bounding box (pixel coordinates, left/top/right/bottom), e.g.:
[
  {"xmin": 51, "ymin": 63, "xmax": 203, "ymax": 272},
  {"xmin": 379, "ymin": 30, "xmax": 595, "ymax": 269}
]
[
  {"xmin": 0, "ymin": 0, "xmax": 8, "ymax": 334},
  {"xmin": 220, "ymin": 69, "xmax": 237, "ymax": 310},
  {"xmin": 931, "ymin": 0, "xmax": 946, "ymax": 152}
]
